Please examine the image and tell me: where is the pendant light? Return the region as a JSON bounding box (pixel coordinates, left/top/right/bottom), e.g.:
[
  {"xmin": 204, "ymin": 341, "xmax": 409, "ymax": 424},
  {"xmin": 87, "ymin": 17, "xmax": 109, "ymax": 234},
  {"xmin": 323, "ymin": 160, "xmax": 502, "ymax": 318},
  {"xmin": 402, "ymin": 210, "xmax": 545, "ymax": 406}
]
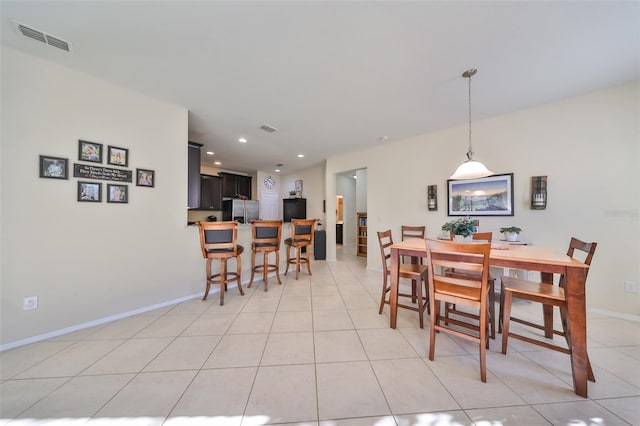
[{"xmin": 449, "ymin": 68, "xmax": 494, "ymax": 180}]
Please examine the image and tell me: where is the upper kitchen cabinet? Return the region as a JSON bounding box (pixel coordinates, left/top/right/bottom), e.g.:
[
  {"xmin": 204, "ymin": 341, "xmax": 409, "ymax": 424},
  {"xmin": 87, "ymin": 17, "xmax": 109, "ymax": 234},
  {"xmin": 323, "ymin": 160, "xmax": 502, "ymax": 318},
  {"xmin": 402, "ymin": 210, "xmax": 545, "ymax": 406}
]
[
  {"xmin": 187, "ymin": 141, "xmax": 203, "ymax": 209},
  {"xmin": 221, "ymin": 172, "xmax": 252, "ymax": 199},
  {"xmin": 200, "ymin": 174, "xmax": 223, "ymax": 210}
]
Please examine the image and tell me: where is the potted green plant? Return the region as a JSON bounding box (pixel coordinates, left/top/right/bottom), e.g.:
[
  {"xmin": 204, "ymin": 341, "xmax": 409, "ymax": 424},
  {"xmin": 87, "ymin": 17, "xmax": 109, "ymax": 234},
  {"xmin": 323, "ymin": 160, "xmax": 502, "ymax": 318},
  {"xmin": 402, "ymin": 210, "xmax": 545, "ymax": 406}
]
[
  {"xmin": 442, "ymin": 217, "xmax": 477, "ymax": 240},
  {"xmin": 499, "ymin": 226, "xmax": 522, "ymax": 242}
]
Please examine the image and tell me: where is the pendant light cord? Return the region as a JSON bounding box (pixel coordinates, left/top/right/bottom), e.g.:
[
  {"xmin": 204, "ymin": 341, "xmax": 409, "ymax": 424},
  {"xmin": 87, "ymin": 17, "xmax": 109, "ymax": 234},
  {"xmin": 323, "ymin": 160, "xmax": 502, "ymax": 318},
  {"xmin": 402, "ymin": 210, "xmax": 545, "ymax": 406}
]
[{"xmin": 467, "ymin": 71, "xmax": 474, "ymax": 161}]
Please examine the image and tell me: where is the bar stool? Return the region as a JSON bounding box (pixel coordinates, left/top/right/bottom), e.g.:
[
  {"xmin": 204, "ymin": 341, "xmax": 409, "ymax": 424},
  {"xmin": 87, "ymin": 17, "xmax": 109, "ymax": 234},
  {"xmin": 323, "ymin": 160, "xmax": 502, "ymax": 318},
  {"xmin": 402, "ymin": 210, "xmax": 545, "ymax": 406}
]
[
  {"xmin": 248, "ymin": 219, "xmax": 283, "ymax": 291},
  {"xmin": 197, "ymin": 221, "xmax": 244, "ymax": 305},
  {"xmin": 284, "ymin": 219, "xmax": 315, "ymax": 280}
]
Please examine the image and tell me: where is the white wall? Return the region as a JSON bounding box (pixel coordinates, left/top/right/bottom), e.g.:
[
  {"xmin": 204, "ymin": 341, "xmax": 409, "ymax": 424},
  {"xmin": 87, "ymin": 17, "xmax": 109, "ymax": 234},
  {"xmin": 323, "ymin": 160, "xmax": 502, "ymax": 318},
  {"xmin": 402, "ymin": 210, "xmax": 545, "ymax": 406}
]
[
  {"xmin": 1, "ymin": 47, "xmax": 203, "ymax": 347},
  {"xmin": 325, "ymin": 82, "xmax": 640, "ymax": 317},
  {"xmin": 336, "ymin": 175, "xmax": 357, "ymax": 246}
]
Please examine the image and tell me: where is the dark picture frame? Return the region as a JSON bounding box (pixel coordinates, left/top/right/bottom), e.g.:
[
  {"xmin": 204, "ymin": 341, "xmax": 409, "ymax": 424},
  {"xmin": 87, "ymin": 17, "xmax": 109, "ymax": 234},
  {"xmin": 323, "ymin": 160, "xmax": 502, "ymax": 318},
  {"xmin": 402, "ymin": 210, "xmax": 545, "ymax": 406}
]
[
  {"xmin": 78, "ymin": 140, "xmax": 103, "ymax": 163},
  {"xmin": 447, "ymin": 173, "xmax": 514, "ymax": 216},
  {"xmin": 108, "ymin": 145, "xmax": 129, "ymax": 167},
  {"xmin": 77, "ymin": 181, "xmax": 102, "ymax": 202},
  {"xmin": 39, "ymin": 155, "xmax": 68, "ymax": 179},
  {"xmin": 136, "ymin": 168, "xmax": 155, "ymax": 187},
  {"xmin": 107, "ymin": 184, "xmax": 128, "ymax": 203}
]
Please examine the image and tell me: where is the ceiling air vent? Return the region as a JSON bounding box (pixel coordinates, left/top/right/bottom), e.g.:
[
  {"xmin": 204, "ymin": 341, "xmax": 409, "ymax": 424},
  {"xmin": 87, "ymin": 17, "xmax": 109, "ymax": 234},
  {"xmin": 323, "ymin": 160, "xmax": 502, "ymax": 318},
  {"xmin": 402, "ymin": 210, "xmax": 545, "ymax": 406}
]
[
  {"xmin": 13, "ymin": 21, "xmax": 72, "ymax": 53},
  {"xmin": 260, "ymin": 124, "xmax": 278, "ymax": 133},
  {"xmin": 45, "ymin": 35, "xmax": 70, "ymax": 52}
]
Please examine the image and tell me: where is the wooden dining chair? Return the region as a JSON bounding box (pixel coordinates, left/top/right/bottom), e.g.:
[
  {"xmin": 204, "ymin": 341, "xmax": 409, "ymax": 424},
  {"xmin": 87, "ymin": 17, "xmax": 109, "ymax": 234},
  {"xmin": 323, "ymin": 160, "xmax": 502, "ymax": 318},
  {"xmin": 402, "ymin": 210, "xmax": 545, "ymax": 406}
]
[
  {"xmin": 444, "ymin": 232, "xmax": 497, "ymax": 339},
  {"xmin": 377, "ymin": 230, "xmax": 430, "ymax": 328},
  {"xmin": 425, "ymin": 239, "xmax": 492, "ymax": 382},
  {"xmin": 284, "ymin": 218, "xmax": 315, "ymax": 280},
  {"xmin": 500, "ymin": 237, "xmax": 597, "ymax": 381},
  {"xmin": 197, "ymin": 221, "xmax": 244, "ymax": 305},
  {"xmin": 401, "ymin": 225, "xmax": 426, "ymax": 298},
  {"xmin": 248, "ymin": 219, "xmax": 283, "ymax": 291}
]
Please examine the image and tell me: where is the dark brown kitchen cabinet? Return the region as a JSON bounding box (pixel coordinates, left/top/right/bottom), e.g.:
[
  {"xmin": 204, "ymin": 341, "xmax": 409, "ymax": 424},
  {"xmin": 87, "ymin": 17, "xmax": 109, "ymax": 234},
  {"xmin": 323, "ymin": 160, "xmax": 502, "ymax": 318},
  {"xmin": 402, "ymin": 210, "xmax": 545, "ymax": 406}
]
[
  {"xmin": 200, "ymin": 174, "xmax": 222, "ymax": 210},
  {"xmin": 220, "ymin": 173, "xmax": 252, "ymax": 199},
  {"xmin": 187, "ymin": 141, "xmax": 203, "ymax": 209}
]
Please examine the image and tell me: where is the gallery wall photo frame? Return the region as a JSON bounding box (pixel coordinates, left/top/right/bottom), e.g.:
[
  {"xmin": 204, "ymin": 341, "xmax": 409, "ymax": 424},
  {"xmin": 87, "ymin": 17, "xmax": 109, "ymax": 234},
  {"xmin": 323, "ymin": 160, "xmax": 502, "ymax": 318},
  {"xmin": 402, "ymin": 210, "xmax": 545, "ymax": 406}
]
[
  {"xmin": 447, "ymin": 173, "xmax": 514, "ymax": 216},
  {"xmin": 107, "ymin": 184, "xmax": 128, "ymax": 203},
  {"xmin": 39, "ymin": 155, "xmax": 68, "ymax": 179},
  {"xmin": 108, "ymin": 146, "xmax": 129, "ymax": 167},
  {"xmin": 78, "ymin": 140, "xmax": 103, "ymax": 163},
  {"xmin": 136, "ymin": 168, "xmax": 155, "ymax": 187},
  {"xmin": 78, "ymin": 181, "xmax": 102, "ymax": 202}
]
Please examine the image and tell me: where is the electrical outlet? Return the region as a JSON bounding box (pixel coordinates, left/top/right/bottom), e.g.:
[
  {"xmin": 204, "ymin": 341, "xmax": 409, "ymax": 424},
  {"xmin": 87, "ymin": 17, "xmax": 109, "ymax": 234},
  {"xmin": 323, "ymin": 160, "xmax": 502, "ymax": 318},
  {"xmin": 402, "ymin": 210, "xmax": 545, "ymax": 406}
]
[
  {"xmin": 23, "ymin": 296, "xmax": 38, "ymax": 310},
  {"xmin": 624, "ymin": 281, "xmax": 638, "ymax": 293}
]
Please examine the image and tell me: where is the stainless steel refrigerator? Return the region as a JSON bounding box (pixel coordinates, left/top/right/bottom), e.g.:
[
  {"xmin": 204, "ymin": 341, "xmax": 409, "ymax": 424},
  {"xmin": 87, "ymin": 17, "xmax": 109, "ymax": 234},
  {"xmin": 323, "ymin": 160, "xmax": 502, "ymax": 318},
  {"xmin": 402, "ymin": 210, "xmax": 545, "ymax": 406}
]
[{"xmin": 222, "ymin": 199, "xmax": 259, "ymax": 224}]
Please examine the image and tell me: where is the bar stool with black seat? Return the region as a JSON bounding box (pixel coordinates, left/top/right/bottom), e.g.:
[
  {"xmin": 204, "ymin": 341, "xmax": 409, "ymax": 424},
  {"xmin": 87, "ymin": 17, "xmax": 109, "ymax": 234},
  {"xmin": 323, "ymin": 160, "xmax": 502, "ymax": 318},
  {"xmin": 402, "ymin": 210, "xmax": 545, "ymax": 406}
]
[
  {"xmin": 377, "ymin": 230, "xmax": 429, "ymax": 328},
  {"xmin": 248, "ymin": 219, "xmax": 283, "ymax": 291},
  {"xmin": 444, "ymin": 232, "xmax": 497, "ymax": 339},
  {"xmin": 197, "ymin": 221, "xmax": 244, "ymax": 305},
  {"xmin": 284, "ymin": 218, "xmax": 315, "ymax": 280},
  {"xmin": 500, "ymin": 237, "xmax": 597, "ymax": 381},
  {"xmin": 425, "ymin": 239, "xmax": 492, "ymax": 382}
]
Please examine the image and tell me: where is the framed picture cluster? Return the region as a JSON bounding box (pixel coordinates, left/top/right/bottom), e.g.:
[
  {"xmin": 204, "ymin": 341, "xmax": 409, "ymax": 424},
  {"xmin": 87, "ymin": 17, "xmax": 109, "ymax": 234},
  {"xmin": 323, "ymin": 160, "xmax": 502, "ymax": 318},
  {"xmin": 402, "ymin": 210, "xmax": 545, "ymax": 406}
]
[{"xmin": 40, "ymin": 139, "xmax": 156, "ymax": 204}]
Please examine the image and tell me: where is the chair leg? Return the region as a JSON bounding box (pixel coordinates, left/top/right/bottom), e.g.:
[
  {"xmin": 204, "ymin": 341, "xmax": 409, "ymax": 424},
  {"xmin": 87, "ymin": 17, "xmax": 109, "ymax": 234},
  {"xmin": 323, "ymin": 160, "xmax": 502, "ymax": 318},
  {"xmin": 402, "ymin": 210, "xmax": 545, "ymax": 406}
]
[
  {"xmin": 424, "ymin": 278, "xmax": 430, "ymax": 315},
  {"xmin": 498, "ymin": 282, "xmax": 505, "ymax": 334},
  {"xmin": 236, "ymin": 256, "xmax": 244, "ymax": 296},
  {"xmin": 295, "ymin": 247, "xmax": 301, "ymax": 280},
  {"xmin": 489, "ymin": 281, "xmax": 496, "ymax": 339},
  {"xmin": 203, "ymin": 258, "xmax": 212, "ymax": 301},
  {"xmin": 262, "ymin": 252, "xmax": 269, "ymax": 291},
  {"xmin": 416, "ymin": 277, "xmax": 424, "ymax": 329},
  {"xmin": 501, "ymin": 290, "xmax": 513, "ymax": 354},
  {"xmin": 429, "ymin": 300, "xmax": 439, "ymax": 361},
  {"xmin": 305, "ymin": 246, "xmax": 312, "ymax": 276},
  {"xmin": 379, "ymin": 272, "xmax": 388, "ymax": 314},
  {"xmin": 275, "ymin": 250, "xmax": 282, "ymax": 284},
  {"xmin": 480, "ymin": 308, "xmax": 487, "ymax": 382},
  {"xmin": 249, "ymin": 250, "xmax": 257, "ymax": 288},
  {"xmin": 284, "ymin": 244, "xmax": 291, "ymax": 276},
  {"xmin": 219, "ymin": 259, "xmax": 227, "ymax": 306}
]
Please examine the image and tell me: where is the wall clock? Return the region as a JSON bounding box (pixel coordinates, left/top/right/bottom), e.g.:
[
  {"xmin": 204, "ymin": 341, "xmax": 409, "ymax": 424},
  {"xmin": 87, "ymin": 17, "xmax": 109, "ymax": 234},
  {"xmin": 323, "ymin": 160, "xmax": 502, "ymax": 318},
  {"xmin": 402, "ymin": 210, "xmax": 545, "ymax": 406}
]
[{"xmin": 264, "ymin": 175, "xmax": 276, "ymax": 189}]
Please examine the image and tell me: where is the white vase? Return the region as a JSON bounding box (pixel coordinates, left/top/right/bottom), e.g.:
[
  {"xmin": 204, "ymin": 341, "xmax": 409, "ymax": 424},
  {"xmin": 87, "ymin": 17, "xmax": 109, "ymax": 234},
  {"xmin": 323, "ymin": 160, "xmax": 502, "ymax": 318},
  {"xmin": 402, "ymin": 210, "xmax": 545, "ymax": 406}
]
[
  {"xmin": 454, "ymin": 235, "xmax": 473, "ymax": 243},
  {"xmin": 505, "ymin": 232, "xmax": 519, "ymax": 242}
]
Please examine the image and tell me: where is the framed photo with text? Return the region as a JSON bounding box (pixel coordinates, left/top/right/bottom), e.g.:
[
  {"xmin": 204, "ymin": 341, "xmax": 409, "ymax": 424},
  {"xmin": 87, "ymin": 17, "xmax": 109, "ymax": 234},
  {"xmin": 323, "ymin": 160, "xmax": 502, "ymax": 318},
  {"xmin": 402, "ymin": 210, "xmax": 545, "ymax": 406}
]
[
  {"xmin": 78, "ymin": 140, "xmax": 103, "ymax": 163},
  {"xmin": 447, "ymin": 173, "xmax": 514, "ymax": 216},
  {"xmin": 108, "ymin": 146, "xmax": 129, "ymax": 167},
  {"xmin": 39, "ymin": 155, "xmax": 68, "ymax": 179}
]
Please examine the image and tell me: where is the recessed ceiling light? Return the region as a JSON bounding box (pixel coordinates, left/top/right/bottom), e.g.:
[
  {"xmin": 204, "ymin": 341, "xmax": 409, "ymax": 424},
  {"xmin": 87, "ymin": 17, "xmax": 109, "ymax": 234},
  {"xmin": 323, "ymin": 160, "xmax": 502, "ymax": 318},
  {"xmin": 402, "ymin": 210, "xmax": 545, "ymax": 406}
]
[
  {"xmin": 214, "ymin": 161, "xmax": 221, "ymax": 165},
  {"xmin": 297, "ymin": 154, "xmax": 304, "ymax": 158},
  {"xmin": 206, "ymin": 151, "xmax": 214, "ymax": 155},
  {"xmin": 238, "ymin": 138, "xmax": 247, "ymax": 143},
  {"xmin": 275, "ymin": 169, "xmax": 281, "ymax": 173}
]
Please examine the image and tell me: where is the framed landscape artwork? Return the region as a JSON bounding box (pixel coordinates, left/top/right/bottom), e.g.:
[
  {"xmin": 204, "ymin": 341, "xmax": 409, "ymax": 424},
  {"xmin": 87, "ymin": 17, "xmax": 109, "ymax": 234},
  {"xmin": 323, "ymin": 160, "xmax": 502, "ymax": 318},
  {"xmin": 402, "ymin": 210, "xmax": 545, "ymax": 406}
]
[{"xmin": 447, "ymin": 173, "xmax": 514, "ymax": 216}]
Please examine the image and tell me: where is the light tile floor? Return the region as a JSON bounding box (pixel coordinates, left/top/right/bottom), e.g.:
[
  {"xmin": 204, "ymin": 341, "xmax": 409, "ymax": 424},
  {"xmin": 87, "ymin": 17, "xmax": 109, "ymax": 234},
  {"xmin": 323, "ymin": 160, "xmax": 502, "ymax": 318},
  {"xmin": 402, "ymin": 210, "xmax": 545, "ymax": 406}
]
[{"xmin": 1, "ymin": 246, "xmax": 639, "ymax": 425}]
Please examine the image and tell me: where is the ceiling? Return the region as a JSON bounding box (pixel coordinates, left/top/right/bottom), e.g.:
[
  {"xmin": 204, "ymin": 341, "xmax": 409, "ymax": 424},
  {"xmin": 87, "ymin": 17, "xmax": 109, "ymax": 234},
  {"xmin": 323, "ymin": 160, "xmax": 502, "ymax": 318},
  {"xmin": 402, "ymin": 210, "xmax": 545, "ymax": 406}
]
[{"xmin": 1, "ymin": 1, "xmax": 638, "ymax": 175}]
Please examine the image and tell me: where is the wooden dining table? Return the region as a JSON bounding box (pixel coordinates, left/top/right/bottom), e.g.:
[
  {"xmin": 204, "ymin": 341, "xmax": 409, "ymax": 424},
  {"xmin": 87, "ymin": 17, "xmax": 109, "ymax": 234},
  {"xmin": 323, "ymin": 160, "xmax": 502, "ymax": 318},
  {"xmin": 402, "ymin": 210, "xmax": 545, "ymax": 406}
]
[{"xmin": 389, "ymin": 238, "xmax": 592, "ymax": 397}]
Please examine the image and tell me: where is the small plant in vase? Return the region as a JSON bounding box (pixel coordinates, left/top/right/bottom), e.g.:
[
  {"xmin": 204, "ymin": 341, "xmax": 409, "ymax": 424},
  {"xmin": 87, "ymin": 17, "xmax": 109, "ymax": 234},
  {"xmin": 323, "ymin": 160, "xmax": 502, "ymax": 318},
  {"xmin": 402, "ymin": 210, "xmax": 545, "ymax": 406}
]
[
  {"xmin": 442, "ymin": 217, "xmax": 477, "ymax": 240},
  {"xmin": 500, "ymin": 226, "xmax": 522, "ymax": 242}
]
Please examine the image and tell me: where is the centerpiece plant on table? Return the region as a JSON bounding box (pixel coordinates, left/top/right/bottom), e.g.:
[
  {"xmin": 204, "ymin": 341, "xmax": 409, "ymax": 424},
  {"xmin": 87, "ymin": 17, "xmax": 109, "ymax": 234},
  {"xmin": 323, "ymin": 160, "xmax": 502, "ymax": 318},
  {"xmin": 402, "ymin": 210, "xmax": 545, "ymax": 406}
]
[{"xmin": 442, "ymin": 217, "xmax": 477, "ymax": 238}]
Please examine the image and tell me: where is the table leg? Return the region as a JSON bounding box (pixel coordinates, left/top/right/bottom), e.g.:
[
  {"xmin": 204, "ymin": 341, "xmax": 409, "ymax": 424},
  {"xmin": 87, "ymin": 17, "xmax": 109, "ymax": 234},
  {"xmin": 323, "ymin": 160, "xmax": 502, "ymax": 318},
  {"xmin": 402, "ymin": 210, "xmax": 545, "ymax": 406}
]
[
  {"xmin": 390, "ymin": 246, "xmax": 400, "ymax": 329},
  {"xmin": 566, "ymin": 266, "xmax": 589, "ymax": 398},
  {"xmin": 541, "ymin": 272, "xmax": 554, "ymax": 338}
]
